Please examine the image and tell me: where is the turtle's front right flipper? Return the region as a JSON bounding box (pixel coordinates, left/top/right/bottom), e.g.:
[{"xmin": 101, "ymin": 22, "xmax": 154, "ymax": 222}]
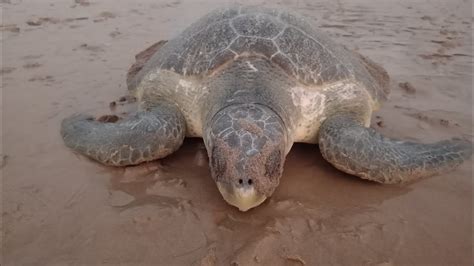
[
  {"xmin": 61, "ymin": 103, "xmax": 186, "ymax": 166},
  {"xmin": 318, "ymin": 115, "xmax": 472, "ymax": 184}
]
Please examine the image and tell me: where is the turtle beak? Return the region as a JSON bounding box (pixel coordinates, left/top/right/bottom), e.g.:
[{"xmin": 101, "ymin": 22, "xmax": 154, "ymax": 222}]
[{"xmin": 217, "ymin": 182, "xmax": 267, "ymax": 211}]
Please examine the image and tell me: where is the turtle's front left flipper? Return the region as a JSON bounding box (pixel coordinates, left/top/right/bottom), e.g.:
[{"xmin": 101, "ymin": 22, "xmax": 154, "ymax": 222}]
[
  {"xmin": 318, "ymin": 115, "xmax": 472, "ymax": 184},
  {"xmin": 61, "ymin": 103, "xmax": 186, "ymax": 166}
]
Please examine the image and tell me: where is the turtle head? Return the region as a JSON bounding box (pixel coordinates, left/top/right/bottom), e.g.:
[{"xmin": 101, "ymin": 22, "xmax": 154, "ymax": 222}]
[{"xmin": 206, "ymin": 104, "xmax": 288, "ymax": 211}]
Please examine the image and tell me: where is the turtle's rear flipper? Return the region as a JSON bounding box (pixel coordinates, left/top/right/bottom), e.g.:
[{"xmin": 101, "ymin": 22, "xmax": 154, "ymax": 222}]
[
  {"xmin": 318, "ymin": 115, "xmax": 472, "ymax": 184},
  {"xmin": 61, "ymin": 102, "xmax": 185, "ymax": 166}
]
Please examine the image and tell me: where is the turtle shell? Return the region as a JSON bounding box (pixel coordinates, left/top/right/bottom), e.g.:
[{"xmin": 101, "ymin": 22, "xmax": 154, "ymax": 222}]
[{"xmin": 129, "ymin": 6, "xmax": 389, "ymax": 104}]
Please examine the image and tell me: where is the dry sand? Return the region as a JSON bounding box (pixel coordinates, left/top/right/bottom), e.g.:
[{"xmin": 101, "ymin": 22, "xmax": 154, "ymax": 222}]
[{"xmin": 1, "ymin": 0, "xmax": 472, "ymax": 265}]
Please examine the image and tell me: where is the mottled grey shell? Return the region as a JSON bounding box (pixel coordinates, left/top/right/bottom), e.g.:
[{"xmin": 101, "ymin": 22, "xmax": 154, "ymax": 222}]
[{"xmin": 130, "ymin": 6, "xmax": 389, "ymax": 103}]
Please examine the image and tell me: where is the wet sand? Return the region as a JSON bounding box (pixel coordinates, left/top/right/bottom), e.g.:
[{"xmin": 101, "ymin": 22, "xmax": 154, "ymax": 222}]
[{"xmin": 1, "ymin": 0, "xmax": 472, "ymax": 265}]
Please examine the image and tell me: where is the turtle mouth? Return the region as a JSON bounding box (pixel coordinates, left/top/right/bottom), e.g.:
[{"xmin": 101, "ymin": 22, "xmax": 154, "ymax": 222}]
[{"xmin": 217, "ymin": 182, "xmax": 267, "ymax": 212}]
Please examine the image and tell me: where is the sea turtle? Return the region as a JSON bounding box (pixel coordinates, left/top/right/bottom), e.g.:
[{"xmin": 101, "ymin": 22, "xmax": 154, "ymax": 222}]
[{"xmin": 61, "ymin": 6, "xmax": 472, "ymax": 211}]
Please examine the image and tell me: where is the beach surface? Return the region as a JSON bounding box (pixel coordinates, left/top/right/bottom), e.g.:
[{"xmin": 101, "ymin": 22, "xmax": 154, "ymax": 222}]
[{"xmin": 1, "ymin": 0, "xmax": 472, "ymax": 265}]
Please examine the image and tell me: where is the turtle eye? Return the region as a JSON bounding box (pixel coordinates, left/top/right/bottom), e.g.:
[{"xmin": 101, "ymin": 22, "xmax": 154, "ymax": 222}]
[
  {"xmin": 211, "ymin": 145, "xmax": 226, "ymax": 181},
  {"xmin": 265, "ymin": 149, "xmax": 282, "ymax": 180}
]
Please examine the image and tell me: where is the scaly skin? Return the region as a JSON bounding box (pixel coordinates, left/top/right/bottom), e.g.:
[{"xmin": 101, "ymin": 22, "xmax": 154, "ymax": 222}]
[
  {"xmin": 61, "ymin": 102, "xmax": 185, "ymax": 166},
  {"xmin": 318, "ymin": 115, "xmax": 472, "ymax": 184}
]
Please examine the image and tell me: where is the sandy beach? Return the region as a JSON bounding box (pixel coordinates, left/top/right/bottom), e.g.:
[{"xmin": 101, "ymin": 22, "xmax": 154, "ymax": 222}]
[{"xmin": 1, "ymin": 0, "xmax": 472, "ymax": 265}]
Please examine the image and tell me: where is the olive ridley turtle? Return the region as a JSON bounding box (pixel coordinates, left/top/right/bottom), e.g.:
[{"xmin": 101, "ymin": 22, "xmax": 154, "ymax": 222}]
[{"xmin": 61, "ymin": 6, "xmax": 472, "ymax": 211}]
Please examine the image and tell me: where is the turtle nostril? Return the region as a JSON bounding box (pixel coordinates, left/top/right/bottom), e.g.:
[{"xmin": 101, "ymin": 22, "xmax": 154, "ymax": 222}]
[
  {"xmin": 248, "ymin": 179, "xmax": 253, "ymax": 185},
  {"xmin": 238, "ymin": 179, "xmax": 243, "ymax": 184}
]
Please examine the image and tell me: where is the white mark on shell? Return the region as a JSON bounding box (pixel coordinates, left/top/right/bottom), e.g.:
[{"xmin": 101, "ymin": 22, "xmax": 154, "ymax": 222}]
[
  {"xmin": 177, "ymin": 79, "xmax": 195, "ymax": 95},
  {"xmin": 337, "ymin": 84, "xmax": 358, "ymax": 100},
  {"xmin": 290, "ymin": 86, "xmax": 326, "ymax": 119},
  {"xmin": 321, "ymin": 82, "xmax": 358, "ymax": 100},
  {"xmin": 290, "ymin": 86, "xmax": 326, "ymax": 142},
  {"xmin": 246, "ymin": 61, "xmax": 258, "ymax": 72},
  {"xmin": 178, "ymin": 79, "xmax": 193, "ymax": 88},
  {"xmin": 147, "ymin": 72, "xmax": 158, "ymax": 81}
]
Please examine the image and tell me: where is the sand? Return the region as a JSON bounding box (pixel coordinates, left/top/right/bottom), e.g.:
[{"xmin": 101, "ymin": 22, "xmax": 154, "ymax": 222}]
[{"xmin": 1, "ymin": 0, "xmax": 472, "ymax": 265}]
